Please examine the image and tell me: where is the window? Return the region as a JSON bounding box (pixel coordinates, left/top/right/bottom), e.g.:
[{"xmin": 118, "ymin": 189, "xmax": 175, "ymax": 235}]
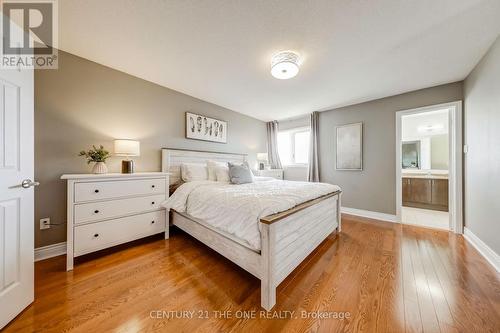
[{"xmin": 277, "ymin": 127, "xmax": 310, "ymax": 165}]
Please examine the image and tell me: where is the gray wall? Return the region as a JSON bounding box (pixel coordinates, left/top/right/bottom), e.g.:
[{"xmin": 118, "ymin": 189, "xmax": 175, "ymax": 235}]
[
  {"xmin": 318, "ymin": 82, "xmax": 463, "ymax": 215},
  {"xmin": 464, "ymin": 36, "xmax": 500, "ymax": 255},
  {"xmin": 35, "ymin": 51, "xmax": 267, "ymax": 247},
  {"xmin": 278, "ymin": 116, "xmax": 309, "ymax": 131}
]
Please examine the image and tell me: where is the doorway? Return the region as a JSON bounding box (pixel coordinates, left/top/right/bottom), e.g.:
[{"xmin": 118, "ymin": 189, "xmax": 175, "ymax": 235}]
[{"xmin": 396, "ymin": 101, "xmax": 463, "ymax": 233}]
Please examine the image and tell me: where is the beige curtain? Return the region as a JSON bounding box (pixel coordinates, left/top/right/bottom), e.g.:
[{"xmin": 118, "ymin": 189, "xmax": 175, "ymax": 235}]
[
  {"xmin": 308, "ymin": 112, "xmax": 320, "ymax": 182},
  {"xmin": 266, "ymin": 121, "xmax": 282, "ymax": 169}
]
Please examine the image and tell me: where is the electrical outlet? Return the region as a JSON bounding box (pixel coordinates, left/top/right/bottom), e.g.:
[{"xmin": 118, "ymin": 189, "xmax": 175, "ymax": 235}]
[{"xmin": 40, "ymin": 218, "xmax": 50, "ymax": 230}]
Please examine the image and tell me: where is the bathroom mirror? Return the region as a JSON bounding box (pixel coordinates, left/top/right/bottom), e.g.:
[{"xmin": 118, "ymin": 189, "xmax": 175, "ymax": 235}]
[{"xmin": 402, "ymin": 141, "xmax": 420, "ymax": 169}]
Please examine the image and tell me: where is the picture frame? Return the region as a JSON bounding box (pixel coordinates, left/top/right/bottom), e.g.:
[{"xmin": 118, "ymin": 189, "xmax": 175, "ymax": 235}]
[
  {"xmin": 336, "ymin": 122, "xmax": 363, "ymax": 170},
  {"xmin": 185, "ymin": 112, "xmax": 227, "ymax": 143}
]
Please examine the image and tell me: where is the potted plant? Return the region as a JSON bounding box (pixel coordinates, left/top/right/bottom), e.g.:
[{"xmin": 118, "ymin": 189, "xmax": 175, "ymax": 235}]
[{"xmin": 79, "ymin": 145, "xmax": 111, "ymax": 174}]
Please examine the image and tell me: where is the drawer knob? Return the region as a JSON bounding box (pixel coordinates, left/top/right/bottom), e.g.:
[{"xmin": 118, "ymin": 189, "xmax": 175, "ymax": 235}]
[
  {"xmin": 151, "ymin": 201, "xmax": 155, "ymax": 205},
  {"xmin": 151, "ymin": 221, "xmax": 155, "ymax": 224},
  {"xmin": 94, "ymin": 233, "xmax": 99, "ymax": 238},
  {"xmin": 94, "ymin": 189, "xmax": 99, "ymax": 193},
  {"xmin": 151, "ymin": 185, "xmax": 155, "ymax": 188},
  {"xmin": 94, "ymin": 210, "xmax": 99, "ymax": 214}
]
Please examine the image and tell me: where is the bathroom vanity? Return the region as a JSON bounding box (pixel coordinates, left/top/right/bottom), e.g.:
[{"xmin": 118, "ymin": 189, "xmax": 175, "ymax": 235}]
[{"xmin": 402, "ymin": 172, "xmax": 448, "ymax": 212}]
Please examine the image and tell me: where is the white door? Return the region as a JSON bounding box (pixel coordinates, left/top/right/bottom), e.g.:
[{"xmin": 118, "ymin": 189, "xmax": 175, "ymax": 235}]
[{"xmin": 0, "ymin": 64, "xmax": 35, "ymax": 328}]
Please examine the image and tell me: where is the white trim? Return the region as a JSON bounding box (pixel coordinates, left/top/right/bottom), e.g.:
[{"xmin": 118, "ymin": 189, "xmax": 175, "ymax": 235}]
[
  {"xmin": 341, "ymin": 207, "xmax": 397, "ymax": 223},
  {"xmin": 34, "ymin": 242, "xmax": 67, "ymax": 262},
  {"xmin": 464, "ymin": 228, "xmax": 500, "ymax": 273},
  {"xmin": 395, "ymin": 101, "xmax": 463, "ymax": 234},
  {"xmin": 449, "ymin": 101, "xmax": 464, "ymax": 234}
]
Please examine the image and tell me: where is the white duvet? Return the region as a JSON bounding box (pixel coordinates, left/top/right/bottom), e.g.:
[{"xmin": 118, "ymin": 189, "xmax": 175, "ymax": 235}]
[{"xmin": 162, "ymin": 179, "xmax": 340, "ymax": 251}]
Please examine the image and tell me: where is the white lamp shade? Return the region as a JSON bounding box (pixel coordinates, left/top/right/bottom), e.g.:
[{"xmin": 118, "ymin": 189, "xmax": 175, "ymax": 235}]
[
  {"xmin": 257, "ymin": 153, "xmax": 268, "ymax": 161},
  {"xmin": 271, "ymin": 61, "xmax": 299, "ymax": 79},
  {"xmin": 114, "ymin": 139, "xmax": 140, "ymax": 156},
  {"xmin": 271, "ymin": 51, "xmax": 301, "ymax": 80}
]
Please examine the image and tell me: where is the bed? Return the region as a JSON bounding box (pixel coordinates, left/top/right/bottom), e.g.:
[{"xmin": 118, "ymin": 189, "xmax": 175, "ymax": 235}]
[{"xmin": 161, "ymin": 148, "xmax": 342, "ymax": 310}]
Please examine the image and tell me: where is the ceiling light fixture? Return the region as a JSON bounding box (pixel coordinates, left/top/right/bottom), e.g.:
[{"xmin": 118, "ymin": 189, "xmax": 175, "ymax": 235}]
[
  {"xmin": 271, "ymin": 51, "xmax": 300, "ymax": 80},
  {"xmin": 417, "ymin": 124, "xmax": 444, "ymax": 133}
]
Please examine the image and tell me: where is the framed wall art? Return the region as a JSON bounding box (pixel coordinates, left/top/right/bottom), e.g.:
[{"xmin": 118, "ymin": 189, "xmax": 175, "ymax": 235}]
[
  {"xmin": 186, "ymin": 112, "xmax": 227, "ymax": 143},
  {"xmin": 336, "ymin": 122, "xmax": 363, "ymax": 170}
]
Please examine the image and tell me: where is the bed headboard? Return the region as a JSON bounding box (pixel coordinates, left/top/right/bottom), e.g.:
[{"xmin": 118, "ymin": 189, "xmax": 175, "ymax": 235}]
[{"xmin": 161, "ymin": 148, "xmax": 247, "ymax": 185}]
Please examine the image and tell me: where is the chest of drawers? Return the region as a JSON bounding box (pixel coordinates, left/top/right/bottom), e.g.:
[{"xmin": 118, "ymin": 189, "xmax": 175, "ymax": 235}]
[{"xmin": 61, "ymin": 173, "xmax": 169, "ymax": 271}]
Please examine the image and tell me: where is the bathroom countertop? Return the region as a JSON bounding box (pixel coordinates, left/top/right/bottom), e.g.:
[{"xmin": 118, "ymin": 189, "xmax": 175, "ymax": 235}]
[
  {"xmin": 402, "ymin": 170, "xmax": 448, "ymax": 180},
  {"xmin": 402, "ymin": 174, "xmax": 448, "ymax": 180}
]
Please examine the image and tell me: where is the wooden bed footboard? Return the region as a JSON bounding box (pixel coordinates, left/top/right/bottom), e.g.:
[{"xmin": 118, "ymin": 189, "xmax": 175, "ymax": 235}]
[
  {"xmin": 170, "ymin": 190, "xmax": 341, "ymax": 311},
  {"xmin": 259, "ymin": 191, "xmax": 341, "ymax": 310}
]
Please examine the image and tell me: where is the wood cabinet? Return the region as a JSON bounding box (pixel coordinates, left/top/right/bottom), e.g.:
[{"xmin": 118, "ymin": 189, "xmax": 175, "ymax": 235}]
[
  {"xmin": 402, "ymin": 178, "xmax": 411, "ymax": 202},
  {"xmin": 402, "ymin": 177, "xmax": 448, "ymax": 211},
  {"xmin": 410, "ymin": 178, "xmax": 432, "ymax": 204},
  {"xmin": 431, "ymin": 179, "xmax": 448, "ymax": 207}
]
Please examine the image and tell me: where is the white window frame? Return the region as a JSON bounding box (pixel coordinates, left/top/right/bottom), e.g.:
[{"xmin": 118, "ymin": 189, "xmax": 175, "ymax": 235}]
[{"xmin": 278, "ymin": 126, "xmax": 310, "ymax": 166}]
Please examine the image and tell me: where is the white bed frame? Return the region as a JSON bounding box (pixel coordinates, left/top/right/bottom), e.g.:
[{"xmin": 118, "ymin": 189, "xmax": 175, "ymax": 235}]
[{"xmin": 161, "ymin": 148, "xmax": 341, "ymax": 310}]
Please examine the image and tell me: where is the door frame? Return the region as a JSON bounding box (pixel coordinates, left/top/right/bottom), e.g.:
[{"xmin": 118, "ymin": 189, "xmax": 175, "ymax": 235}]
[{"xmin": 395, "ymin": 101, "xmax": 463, "ymax": 233}]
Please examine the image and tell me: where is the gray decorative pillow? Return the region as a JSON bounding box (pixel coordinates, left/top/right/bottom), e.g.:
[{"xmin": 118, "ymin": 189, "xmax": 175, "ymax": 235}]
[{"xmin": 228, "ymin": 162, "xmax": 254, "ymax": 184}]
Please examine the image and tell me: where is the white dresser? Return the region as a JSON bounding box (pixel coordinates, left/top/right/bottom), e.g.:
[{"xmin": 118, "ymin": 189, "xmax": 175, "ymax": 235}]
[
  {"xmin": 61, "ymin": 172, "xmax": 169, "ymax": 271},
  {"xmin": 254, "ymin": 169, "xmax": 284, "ymax": 180}
]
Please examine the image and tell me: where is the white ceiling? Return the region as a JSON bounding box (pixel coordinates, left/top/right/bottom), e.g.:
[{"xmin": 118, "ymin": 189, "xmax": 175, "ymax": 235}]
[
  {"xmin": 59, "ymin": 0, "xmax": 500, "ymax": 121},
  {"xmin": 402, "ymin": 109, "xmax": 449, "ymax": 141}
]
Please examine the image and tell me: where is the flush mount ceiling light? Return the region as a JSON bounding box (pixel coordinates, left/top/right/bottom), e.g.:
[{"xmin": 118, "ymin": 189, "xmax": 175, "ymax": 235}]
[
  {"xmin": 417, "ymin": 124, "xmax": 444, "ymax": 133},
  {"xmin": 271, "ymin": 51, "xmax": 300, "ymax": 79}
]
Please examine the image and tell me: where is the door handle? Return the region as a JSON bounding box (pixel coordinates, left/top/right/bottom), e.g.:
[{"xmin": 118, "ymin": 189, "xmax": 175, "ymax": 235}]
[
  {"xmin": 9, "ymin": 179, "xmax": 40, "ymax": 189},
  {"xmin": 21, "ymin": 179, "xmax": 40, "ymax": 188}
]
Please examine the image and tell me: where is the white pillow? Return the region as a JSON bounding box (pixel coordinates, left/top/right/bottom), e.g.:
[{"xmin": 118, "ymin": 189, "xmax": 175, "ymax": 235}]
[
  {"xmin": 180, "ymin": 162, "xmax": 208, "ymax": 182},
  {"xmin": 214, "ymin": 165, "xmax": 230, "ymax": 182},
  {"xmin": 206, "ymin": 160, "xmax": 227, "ymax": 181}
]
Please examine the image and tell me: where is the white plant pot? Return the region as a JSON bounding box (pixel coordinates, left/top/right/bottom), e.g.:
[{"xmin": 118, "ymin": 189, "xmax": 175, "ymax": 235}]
[{"xmin": 92, "ymin": 162, "xmax": 108, "ymax": 174}]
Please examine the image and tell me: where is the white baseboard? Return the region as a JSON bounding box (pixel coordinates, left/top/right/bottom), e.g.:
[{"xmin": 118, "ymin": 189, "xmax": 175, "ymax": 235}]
[
  {"xmin": 35, "ymin": 242, "xmax": 66, "ymax": 262},
  {"xmin": 341, "ymin": 207, "xmax": 397, "ymax": 223},
  {"xmin": 463, "ymin": 228, "xmax": 500, "ymax": 273}
]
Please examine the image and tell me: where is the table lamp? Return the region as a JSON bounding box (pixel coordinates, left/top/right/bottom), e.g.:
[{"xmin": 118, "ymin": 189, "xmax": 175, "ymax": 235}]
[
  {"xmin": 257, "ymin": 152, "xmax": 268, "ymax": 170},
  {"xmin": 114, "ymin": 139, "xmax": 140, "ymax": 173}
]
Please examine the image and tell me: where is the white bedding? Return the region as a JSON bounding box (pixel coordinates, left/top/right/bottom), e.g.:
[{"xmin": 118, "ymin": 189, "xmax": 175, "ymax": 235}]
[{"xmin": 162, "ymin": 179, "xmax": 340, "ymax": 251}]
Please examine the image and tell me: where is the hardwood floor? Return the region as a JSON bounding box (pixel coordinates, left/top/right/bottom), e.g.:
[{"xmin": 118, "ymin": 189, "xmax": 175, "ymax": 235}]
[{"xmin": 4, "ymin": 215, "xmax": 500, "ymax": 332}]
